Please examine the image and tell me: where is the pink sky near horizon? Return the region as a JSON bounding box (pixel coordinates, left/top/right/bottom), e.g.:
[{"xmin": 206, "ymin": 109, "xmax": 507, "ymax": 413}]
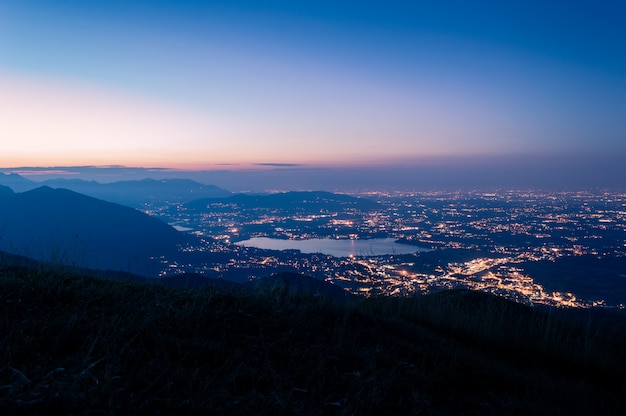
[
  {"xmin": 2, "ymin": 2, "xmax": 625, "ymax": 172},
  {"xmin": 0, "ymin": 70, "xmax": 585, "ymax": 169}
]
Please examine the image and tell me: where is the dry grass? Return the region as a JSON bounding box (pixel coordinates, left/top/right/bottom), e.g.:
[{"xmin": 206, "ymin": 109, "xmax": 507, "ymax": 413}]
[{"xmin": 1, "ymin": 265, "xmax": 625, "ymax": 415}]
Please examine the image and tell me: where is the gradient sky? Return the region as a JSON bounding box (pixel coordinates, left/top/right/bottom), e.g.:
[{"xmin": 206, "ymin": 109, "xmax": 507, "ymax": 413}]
[{"xmin": 1, "ymin": 0, "xmax": 625, "ymax": 171}]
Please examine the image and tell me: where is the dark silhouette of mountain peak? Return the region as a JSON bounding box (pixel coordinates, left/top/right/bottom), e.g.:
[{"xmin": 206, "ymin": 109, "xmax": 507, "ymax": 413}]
[
  {"xmin": 247, "ymin": 272, "xmax": 353, "ymax": 304},
  {"xmin": 0, "ymin": 187, "xmax": 194, "ymax": 276},
  {"xmin": 23, "ymin": 185, "xmax": 54, "ymax": 194},
  {"xmin": 0, "ymin": 184, "xmax": 14, "ymax": 198}
]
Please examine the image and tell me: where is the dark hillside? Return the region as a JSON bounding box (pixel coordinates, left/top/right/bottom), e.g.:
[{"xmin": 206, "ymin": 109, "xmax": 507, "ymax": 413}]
[
  {"xmin": 522, "ymin": 255, "xmax": 626, "ymax": 306},
  {"xmin": 0, "ymin": 184, "xmax": 14, "ymax": 198},
  {"xmin": 1, "ymin": 266, "xmax": 625, "ymax": 415},
  {"xmin": 187, "ymin": 191, "xmax": 378, "ymax": 213},
  {"xmin": 247, "ymin": 272, "xmax": 353, "ymax": 305},
  {"xmin": 0, "ymin": 187, "xmax": 192, "ymax": 276}
]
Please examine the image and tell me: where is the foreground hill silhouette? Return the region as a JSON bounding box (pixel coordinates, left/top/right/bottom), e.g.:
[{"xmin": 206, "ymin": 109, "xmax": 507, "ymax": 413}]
[
  {"xmin": 0, "ymin": 186, "xmax": 192, "ymax": 275},
  {"xmin": 1, "ymin": 263, "xmax": 625, "ymax": 414}
]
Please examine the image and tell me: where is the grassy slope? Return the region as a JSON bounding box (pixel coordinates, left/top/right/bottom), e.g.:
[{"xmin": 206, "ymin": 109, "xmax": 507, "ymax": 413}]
[{"xmin": 1, "ymin": 266, "xmax": 625, "ymax": 415}]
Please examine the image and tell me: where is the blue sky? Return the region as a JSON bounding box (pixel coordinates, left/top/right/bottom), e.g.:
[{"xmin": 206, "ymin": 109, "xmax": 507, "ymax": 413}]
[{"xmin": 1, "ymin": 1, "xmax": 625, "ymax": 173}]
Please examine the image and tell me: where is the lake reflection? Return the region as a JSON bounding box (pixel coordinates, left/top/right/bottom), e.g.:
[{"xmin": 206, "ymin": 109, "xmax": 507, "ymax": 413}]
[{"xmin": 235, "ymin": 237, "xmax": 429, "ymax": 258}]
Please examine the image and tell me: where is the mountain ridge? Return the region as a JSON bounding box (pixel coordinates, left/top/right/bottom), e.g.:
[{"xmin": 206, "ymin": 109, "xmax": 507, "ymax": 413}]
[
  {"xmin": 187, "ymin": 190, "xmax": 378, "ymax": 212},
  {"xmin": 0, "ymin": 173, "xmax": 231, "ymax": 207},
  {"xmin": 0, "ymin": 186, "xmax": 193, "ymax": 276}
]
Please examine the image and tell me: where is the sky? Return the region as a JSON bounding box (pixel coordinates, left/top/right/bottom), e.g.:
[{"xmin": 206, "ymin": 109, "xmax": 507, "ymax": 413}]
[{"xmin": 1, "ymin": 1, "xmax": 625, "ymax": 188}]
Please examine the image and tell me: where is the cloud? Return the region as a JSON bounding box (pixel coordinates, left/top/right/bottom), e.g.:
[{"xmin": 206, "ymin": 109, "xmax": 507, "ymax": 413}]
[{"xmin": 255, "ymin": 163, "xmax": 302, "ymax": 167}]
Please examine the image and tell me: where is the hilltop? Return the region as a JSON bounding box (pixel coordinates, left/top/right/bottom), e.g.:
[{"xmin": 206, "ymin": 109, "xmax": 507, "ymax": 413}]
[
  {"xmin": 0, "ymin": 186, "xmax": 192, "ymax": 275},
  {"xmin": 1, "ymin": 264, "xmax": 625, "ymax": 414}
]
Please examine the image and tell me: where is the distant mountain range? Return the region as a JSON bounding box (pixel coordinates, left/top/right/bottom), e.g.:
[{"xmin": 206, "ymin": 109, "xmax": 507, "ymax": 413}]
[
  {"xmin": 0, "ymin": 185, "xmax": 193, "ymax": 276},
  {"xmin": 0, "ymin": 173, "xmax": 33, "ymax": 193},
  {"xmin": 0, "ymin": 173, "xmax": 231, "ymax": 207}
]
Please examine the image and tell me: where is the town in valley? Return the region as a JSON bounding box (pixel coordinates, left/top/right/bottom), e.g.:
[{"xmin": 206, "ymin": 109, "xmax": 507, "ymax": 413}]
[{"xmin": 141, "ymin": 189, "xmax": 626, "ymax": 309}]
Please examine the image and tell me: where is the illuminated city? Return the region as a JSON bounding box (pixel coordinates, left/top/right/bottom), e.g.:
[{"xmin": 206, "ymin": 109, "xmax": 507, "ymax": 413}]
[{"xmin": 141, "ymin": 190, "xmax": 626, "ymax": 309}]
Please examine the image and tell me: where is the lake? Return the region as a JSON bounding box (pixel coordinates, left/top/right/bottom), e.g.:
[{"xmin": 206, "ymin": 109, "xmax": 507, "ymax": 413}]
[{"xmin": 235, "ymin": 237, "xmax": 430, "ymax": 258}]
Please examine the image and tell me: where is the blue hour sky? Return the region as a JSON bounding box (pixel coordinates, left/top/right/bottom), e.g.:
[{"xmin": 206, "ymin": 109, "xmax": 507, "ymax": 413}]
[{"xmin": 1, "ymin": 1, "xmax": 625, "ymax": 183}]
